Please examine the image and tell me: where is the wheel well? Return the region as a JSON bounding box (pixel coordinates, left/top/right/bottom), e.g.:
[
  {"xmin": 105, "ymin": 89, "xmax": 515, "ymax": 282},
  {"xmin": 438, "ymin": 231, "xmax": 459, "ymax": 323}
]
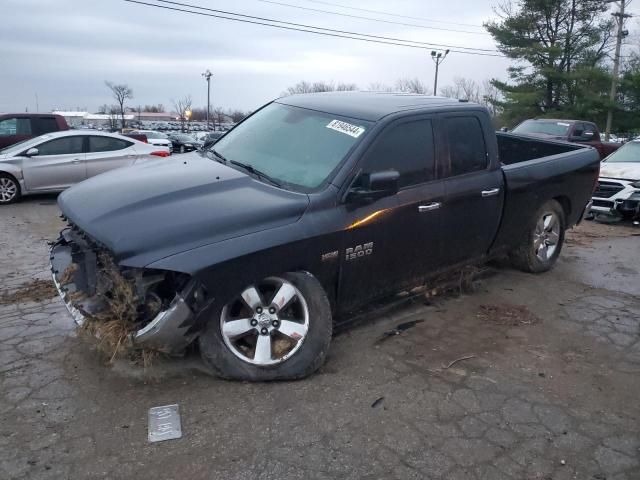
[{"xmin": 553, "ymin": 195, "xmax": 571, "ymax": 222}]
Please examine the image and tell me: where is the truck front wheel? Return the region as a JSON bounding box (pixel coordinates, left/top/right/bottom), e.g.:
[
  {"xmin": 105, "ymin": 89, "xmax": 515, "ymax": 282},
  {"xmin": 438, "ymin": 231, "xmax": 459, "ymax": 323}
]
[
  {"xmin": 199, "ymin": 272, "xmax": 333, "ymax": 381},
  {"xmin": 511, "ymin": 199, "xmax": 565, "ymax": 273}
]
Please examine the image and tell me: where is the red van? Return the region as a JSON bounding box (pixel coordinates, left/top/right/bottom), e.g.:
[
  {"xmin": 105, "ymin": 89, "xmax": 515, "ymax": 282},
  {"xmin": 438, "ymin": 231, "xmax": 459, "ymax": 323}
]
[{"xmin": 0, "ymin": 114, "xmax": 69, "ymax": 149}]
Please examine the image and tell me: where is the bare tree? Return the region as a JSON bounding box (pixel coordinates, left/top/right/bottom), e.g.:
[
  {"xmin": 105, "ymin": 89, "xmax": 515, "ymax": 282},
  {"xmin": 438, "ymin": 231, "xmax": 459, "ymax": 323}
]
[
  {"xmin": 227, "ymin": 109, "xmax": 249, "ymax": 123},
  {"xmin": 107, "ymin": 105, "xmax": 120, "ymax": 131},
  {"xmin": 105, "ymin": 81, "xmax": 133, "ymax": 130},
  {"xmin": 283, "ymin": 80, "xmax": 358, "ymax": 96},
  {"xmin": 172, "ymin": 95, "xmax": 193, "ymax": 132},
  {"xmin": 439, "ymin": 77, "xmax": 503, "ymax": 117},
  {"xmin": 395, "ymin": 78, "xmax": 429, "ymax": 94},
  {"xmin": 367, "ymin": 82, "xmax": 394, "ymax": 92},
  {"xmin": 212, "ymin": 107, "xmax": 226, "ymax": 129}
]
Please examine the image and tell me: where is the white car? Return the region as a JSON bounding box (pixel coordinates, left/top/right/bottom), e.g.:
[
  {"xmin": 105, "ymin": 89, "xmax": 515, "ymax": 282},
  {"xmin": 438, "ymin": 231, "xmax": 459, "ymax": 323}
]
[
  {"xmin": 0, "ymin": 130, "xmax": 170, "ymax": 204},
  {"xmin": 130, "ymin": 130, "xmax": 173, "ymax": 151},
  {"xmin": 591, "ymin": 140, "xmax": 640, "ymax": 221}
]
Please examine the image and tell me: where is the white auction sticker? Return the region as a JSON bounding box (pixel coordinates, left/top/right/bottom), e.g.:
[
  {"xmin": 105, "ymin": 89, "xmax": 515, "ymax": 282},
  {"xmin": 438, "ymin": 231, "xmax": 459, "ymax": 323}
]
[{"xmin": 326, "ymin": 119, "xmax": 365, "ymax": 138}]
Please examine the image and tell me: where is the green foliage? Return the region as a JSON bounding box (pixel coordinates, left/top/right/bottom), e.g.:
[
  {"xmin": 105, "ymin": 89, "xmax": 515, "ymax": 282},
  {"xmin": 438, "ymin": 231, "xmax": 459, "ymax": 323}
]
[{"xmin": 485, "ymin": 0, "xmax": 615, "ymax": 127}]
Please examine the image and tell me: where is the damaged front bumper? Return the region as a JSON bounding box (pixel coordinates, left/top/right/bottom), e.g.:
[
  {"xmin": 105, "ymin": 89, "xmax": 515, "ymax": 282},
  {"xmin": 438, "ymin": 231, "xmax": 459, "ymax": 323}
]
[
  {"xmin": 50, "ymin": 227, "xmax": 204, "ymax": 354},
  {"xmin": 590, "ymin": 178, "xmax": 640, "ymax": 220}
]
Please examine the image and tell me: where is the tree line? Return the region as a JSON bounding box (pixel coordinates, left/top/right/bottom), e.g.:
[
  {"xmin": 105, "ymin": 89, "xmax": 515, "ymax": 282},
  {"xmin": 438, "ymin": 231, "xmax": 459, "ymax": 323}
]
[{"xmin": 98, "ymin": 82, "xmax": 251, "ymax": 130}]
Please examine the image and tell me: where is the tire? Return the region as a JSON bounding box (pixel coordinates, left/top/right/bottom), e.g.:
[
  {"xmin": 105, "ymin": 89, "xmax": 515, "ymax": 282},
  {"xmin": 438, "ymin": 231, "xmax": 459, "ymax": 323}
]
[
  {"xmin": 179, "ymin": 145, "xmax": 185, "ymax": 154},
  {"xmin": 199, "ymin": 272, "xmax": 333, "ymax": 381},
  {"xmin": 510, "ymin": 199, "xmax": 565, "ymax": 273},
  {"xmin": 0, "ymin": 174, "xmax": 21, "ymax": 205}
]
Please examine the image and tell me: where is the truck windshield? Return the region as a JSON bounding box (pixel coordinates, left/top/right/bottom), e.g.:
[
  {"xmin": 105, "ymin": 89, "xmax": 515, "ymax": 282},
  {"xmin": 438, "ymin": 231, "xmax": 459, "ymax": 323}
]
[
  {"xmin": 512, "ymin": 120, "xmax": 571, "ymax": 136},
  {"xmin": 605, "ymin": 141, "xmax": 640, "ymax": 163},
  {"xmin": 211, "ymin": 102, "xmax": 371, "ymax": 191}
]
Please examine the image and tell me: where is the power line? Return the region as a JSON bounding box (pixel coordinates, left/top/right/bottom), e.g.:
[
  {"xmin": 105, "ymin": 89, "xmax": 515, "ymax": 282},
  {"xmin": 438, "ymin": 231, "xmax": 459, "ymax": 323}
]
[
  {"xmin": 135, "ymin": 0, "xmax": 503, "ymax": 55},
  {"xmin": 254, "ymin": 0, "xmax": 490, "ymax": 36},
  {"xmin": 304, "ymin": 0, "xmax": 486, "ymax": 29}
]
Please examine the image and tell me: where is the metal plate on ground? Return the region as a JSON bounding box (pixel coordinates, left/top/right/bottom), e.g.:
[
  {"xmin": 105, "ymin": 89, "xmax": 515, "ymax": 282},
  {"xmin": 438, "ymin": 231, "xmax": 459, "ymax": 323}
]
[{"xmin": 148, "ymin": 404, "xmax": 182, "ymax": 442}]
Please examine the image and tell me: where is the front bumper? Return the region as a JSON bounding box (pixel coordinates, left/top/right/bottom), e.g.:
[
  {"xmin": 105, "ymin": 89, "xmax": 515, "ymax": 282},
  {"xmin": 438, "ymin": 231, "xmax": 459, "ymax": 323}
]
[
  {"xmin": 590, "ymin": 178, "xmax": 640, "ymax": 220},
  {"xmin": 50, "ymin": 229, "xmax": 199, "ymax": 354}
]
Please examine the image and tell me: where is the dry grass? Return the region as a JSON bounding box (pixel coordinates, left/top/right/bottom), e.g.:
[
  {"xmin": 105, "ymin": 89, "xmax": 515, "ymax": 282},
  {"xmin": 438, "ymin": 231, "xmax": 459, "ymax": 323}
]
[
  {"xmin": 476, "ymin": 303, "xmax": 540, "ymax": 326},
  {"xmin": 77, "ymin": 252, "xmax": 142, "ymax": 363},
  {"xmin": 0, "ymin": 279, "xmax": 57, "ymax": 305}
]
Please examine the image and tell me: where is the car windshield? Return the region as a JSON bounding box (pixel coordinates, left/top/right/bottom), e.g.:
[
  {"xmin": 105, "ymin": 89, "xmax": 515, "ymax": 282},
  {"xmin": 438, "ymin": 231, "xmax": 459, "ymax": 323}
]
[
  {"xmin": 604, "ymin": 141, "xmax": 640, "ymax": 163},
  {"xmin": 144, "ymin": 131, "xmax": 168, "ymax": 139},
  {"xmin": 512, "ymin": 120, "xmax": 571, "ymax": 136},
  {"xmin": 211, "ymin": 102, "xmax": 371, "ymax": 191},
  {"xmin": 172, "ymin": 135, "xmax": 195, "ymax": 142}
]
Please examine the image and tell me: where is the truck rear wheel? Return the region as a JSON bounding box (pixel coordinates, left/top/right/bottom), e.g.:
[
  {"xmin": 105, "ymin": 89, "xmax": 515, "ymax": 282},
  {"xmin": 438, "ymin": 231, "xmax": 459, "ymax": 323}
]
[
  {"xmin": 199, "ymin": 272, "xmax": 332, "ymax": 381},
  {"xmin": 511, "ymin": 199, "xmax": 565, "ymax": 273}
]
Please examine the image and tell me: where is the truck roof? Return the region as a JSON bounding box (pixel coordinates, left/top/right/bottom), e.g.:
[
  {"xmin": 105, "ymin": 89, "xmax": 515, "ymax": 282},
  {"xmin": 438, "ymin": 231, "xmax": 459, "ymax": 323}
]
[{"xmin": 276, "ymin": 91, "xmax": 478, "ymax": 122}]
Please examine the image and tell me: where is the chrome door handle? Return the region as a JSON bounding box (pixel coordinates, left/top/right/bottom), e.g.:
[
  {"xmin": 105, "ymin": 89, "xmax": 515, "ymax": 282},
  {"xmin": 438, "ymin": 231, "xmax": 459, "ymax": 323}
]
[
  {"xmin": 481, "ymin": 188, "xmax": 500, "ymax": 197},
  {"xmin": 418, "ymin": 202, "xmax": 441, "ymax": 212},
  {"xmin": 71, "ymin": 159, "xmax": 82, "ymax": 164}
]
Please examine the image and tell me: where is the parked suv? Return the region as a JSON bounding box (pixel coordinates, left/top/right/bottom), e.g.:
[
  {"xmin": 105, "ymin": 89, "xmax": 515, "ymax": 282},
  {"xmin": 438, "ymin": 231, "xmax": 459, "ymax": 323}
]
[{"xmin": 0, "ymin": 114, "xmax": 69, "ymax": 149}]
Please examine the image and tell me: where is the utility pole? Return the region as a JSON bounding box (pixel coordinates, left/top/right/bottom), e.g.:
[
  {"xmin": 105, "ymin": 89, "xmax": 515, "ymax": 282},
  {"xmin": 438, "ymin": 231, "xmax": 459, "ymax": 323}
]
[
  {"xmin": 430, "ymin": 49, "xmax": 450, "ymax": 96},
  {"xmin": 202, "ymin": 69, "xmax": 212, "ymax": 130},
  {"xmin": 605, "ymin": 0, "xmax": 631, "ymax": 141}
]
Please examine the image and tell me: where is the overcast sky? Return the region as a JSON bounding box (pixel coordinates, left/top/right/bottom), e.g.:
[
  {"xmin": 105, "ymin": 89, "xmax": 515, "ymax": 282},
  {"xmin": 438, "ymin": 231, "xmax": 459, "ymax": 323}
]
[{"xmin": 2, "ymin": 0, "xmax": 514, "ymax": 113}]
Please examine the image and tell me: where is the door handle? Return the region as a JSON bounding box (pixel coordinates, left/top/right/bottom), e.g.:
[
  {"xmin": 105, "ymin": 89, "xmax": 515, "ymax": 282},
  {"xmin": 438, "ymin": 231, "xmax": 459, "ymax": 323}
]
[
  {"xmin": 71, "ymin": 159, "xmax": 82, "ymax": 164},
  {"xmin": 418, "ymin": 202, "xmax": 441, "ymax": 212},
  {"xmin": 481, "ymin": 188, "xmax": 500, "ymax": 197}
]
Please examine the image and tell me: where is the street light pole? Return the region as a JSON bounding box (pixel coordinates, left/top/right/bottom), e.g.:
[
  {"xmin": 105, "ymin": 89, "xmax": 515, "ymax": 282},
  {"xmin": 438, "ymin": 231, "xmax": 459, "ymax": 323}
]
[
  {"xmin": 604, "ymin": 0, "xmax": 630, "ymax": 141},
  {"xmin": 430, "ymin": 49, "xmax": 450, "ymax": 96},
  {"xmin": 202, "ymin": 69, "xmax": 212, "ymax": 130}
]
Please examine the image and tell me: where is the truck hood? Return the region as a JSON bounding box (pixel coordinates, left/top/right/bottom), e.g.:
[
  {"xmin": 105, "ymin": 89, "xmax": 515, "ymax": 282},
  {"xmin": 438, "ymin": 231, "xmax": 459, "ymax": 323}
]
[
  {"xmin": 58, "ymin": 155, "xmax": 309, "ymax": 267},
  {"xmin": 600, "ymin": 161, "xmax": 640, "ymax": 181}
]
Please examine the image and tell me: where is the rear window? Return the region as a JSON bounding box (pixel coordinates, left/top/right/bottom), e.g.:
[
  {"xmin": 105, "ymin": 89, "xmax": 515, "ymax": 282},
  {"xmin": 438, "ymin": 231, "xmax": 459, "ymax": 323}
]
[
  {"xmin": 0, "ymin": 117, "xmax": 32, "ymax": 136},
  {"xmin": 89, "ymin": 136, "xmax": 131, "ymax": 152},
  {"xmin": 445, "ymin": 116, "xmax": 488, "ymax": 176},
  {"xmin": 33, "ymin": 117, "xmax": 59, "ymax": 135}
]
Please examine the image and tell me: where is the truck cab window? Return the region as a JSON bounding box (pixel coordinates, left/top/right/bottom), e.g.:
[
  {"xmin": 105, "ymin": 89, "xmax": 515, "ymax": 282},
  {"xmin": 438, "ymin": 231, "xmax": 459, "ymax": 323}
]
[
  {"xmin": 445, "ymin": 116, "xmax": 487, "ymax": 176},
  {"xmin": 359, "ymin": 119, "xmax": 434, "ymax": 189}
]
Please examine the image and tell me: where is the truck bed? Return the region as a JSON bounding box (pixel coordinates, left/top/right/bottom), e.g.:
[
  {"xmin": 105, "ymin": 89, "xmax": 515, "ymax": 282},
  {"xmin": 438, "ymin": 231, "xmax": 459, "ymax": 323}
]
[{"xmin": 491, "ymin": 133, "xmax": 601, "ymax": 252}]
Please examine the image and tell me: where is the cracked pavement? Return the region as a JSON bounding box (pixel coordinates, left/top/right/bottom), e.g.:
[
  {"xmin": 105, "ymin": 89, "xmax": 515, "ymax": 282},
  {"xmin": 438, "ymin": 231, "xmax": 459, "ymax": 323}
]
[{"xmin": 1, "ymin": 196, "xmax": 639, "ymax": 480}]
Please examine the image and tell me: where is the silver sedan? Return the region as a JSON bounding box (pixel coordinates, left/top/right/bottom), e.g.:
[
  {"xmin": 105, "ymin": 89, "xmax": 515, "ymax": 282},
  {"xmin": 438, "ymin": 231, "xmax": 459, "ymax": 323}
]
[{"xmin": 0, "ymin": 130, "xmax": 171, "ymax": 204}]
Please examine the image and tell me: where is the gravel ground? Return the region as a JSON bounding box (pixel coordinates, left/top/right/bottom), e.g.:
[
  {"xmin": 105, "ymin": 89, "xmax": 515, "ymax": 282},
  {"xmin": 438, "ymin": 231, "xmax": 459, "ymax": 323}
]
[{"xmin": 1, "ymin": 195, "xmax": 639, "ymax": 480}]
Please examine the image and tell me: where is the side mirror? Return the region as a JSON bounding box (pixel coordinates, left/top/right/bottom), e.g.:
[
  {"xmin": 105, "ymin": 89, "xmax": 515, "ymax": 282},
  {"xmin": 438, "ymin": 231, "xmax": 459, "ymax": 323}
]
[
  {"xmin": 25, "ymin": 148, "xmax": 39, "ymax": 157},
  {"xmin": 346, "ymin": 170, "xmax": 400, "ymax": 204},
  {"xmin": 500, "ymin": 127, "xmax": 509, "ymax": 132}
]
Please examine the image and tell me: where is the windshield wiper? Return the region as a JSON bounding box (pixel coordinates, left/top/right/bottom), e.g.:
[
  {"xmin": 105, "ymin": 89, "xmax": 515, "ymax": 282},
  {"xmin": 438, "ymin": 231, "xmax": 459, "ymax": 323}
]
[
  {"xmin": 229, "ymin": 160, "xmax": 282, "ymax": 188},
  {"xmin": 210, "ymin": 149, "xmax": 228, "ymax": 164}
]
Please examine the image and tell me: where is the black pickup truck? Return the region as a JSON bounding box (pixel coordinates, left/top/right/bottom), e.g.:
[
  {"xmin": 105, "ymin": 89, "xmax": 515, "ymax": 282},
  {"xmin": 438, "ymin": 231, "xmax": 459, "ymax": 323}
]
[{"xmin": 51, "ymin": 92, "xmax": 600, "ymax": 380}]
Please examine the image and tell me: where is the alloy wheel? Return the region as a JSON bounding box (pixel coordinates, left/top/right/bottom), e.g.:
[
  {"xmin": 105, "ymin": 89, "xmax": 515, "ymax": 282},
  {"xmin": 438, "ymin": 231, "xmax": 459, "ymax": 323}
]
[
  {"xmin": 533, "ymin": 212, "xmax": 560, "ymax": 262},
  {"xmin": 0, "ymin": 177, "xmax": 17, "ymax": 203},
  {"xmin": 220, "ymin": 277, "xmax": 310, "ymax": 366}
]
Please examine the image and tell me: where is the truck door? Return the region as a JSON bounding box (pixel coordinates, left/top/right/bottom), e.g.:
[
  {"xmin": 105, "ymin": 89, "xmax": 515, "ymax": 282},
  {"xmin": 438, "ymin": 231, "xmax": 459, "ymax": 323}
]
[
  {"xmin": 438, "ymin": 114, "xmax": 504, "ymax": 266},
  {"xmin": 338, "ymin": 117, "xmax": 445, "ymax": 310},
  {"xmin": 22, "ymin": 135, "xmax": 86, "ymax": 191}
]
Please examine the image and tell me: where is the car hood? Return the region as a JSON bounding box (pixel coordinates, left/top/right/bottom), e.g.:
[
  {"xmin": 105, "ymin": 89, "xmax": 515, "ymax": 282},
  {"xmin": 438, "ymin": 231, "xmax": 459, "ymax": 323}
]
[
  {"xmin": 58, "ymin": 155, "xmax": 310, "ymax": 268},
  {"xmin": 600, "ymin": 161, "xmax": 640, "ymax": 181}
]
